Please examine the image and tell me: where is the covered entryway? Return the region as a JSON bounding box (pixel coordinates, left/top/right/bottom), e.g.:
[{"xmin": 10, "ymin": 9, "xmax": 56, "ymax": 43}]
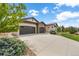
[
  {"xmin": 39, "ymin": 27, "xmax": 45, "ymax": 33},
  {"xmin": 20, "ymin": 26, "xmax": 35, "ymax": 35}
]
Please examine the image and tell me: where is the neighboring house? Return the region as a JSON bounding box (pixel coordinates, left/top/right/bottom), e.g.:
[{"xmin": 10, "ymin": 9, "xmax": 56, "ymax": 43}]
[
  {"xmin": 46, "ymin": 23, "xmax": 58, "ymax": 32},
  {"xmin": 75, "ymin": 32, "xmax": 79, "ymax": 35},
  {"xmin": 19, "ymin": 17, "xmax": 57, "ymax": 35}
]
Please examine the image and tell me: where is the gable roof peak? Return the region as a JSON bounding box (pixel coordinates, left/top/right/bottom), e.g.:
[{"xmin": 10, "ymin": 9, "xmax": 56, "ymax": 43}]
[{"xmin": 23, "ymin": 17, "xmax": 39, "ymax": 22}]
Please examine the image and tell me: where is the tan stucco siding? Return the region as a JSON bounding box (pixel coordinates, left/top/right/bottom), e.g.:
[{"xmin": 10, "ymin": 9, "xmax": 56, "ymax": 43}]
[
  {"xmin": 26, "ymin": 18, "xmax": 38, "ymax": 23},
  {"xmin": 46, "ymin": 25, "xmax": 57, "ymax": 32},
  {"xmin": 20, "ymin": 23, "xmax": 36, "ymax": 27},
  {"xmin": 46, "ymin": 26, "xmax": 51, "ymax": 32},
  {"xmin": 38, "ymin": 23, "xmax": 46, "ymax": 33},
  {"xmin": 39, "ymin": 23, "xmax": 45, "ymax": 27}
]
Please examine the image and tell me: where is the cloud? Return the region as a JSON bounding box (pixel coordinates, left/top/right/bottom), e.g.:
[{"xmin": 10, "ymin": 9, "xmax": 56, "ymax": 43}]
[
  {"xmin": 52, "ymin": 11, "xmax": 79, "ymax": 27},
  {"xmin": 53, "ymin": 6, "xmax": 59, "ymax": 10},
  {"xmin": 56, "ymin": 0, "xmax": 79, "ymax": 7},
  {"xmin": 42, "ymin": 7, "xmax": 49, "ymax": 14},
  {"xmin": 29, "ymin": 10, "xmax": 39, "ymax": 16},
  {"xmin": 55, "ymin": 11, "xmax": 79, "ymax": 22}
]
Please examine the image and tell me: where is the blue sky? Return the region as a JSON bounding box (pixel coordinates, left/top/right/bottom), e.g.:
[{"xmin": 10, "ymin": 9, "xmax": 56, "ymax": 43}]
[{"xmin": 25, "ymin": 3, "xmax": 79, "ymax": 27}]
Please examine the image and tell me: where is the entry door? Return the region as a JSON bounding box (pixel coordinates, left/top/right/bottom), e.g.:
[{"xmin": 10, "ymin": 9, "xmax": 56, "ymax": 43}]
[{"xmin": 39, "ymin": 27, "xmax": 45, "ymax": 33}]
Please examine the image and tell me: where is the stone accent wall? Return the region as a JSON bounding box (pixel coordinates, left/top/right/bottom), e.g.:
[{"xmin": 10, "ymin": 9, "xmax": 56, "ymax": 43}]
[{"xmin": 0, "ymin": 32, "xmax": 19, "ymax": 38}]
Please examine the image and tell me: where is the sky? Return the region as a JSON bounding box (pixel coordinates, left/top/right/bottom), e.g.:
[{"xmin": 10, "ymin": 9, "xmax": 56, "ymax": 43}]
[{"xmin": 24, "ymin": 3, "xmax": 79, "ymax": 27}]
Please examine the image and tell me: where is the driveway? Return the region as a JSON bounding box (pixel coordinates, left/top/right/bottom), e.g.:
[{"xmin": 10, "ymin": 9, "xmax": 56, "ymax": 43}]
[{"xmin": 19, "ymin": 33, "xmax": 79, "ymax": 56}]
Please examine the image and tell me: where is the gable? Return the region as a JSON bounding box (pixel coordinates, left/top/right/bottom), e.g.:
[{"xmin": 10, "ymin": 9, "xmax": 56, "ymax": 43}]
[{"xmin": 24, "ymin": 17, "xmax": 39, "ymax": 23}]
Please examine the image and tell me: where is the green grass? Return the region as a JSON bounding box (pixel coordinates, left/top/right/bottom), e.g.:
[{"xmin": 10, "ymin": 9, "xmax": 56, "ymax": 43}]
[{"xmin": 59, "ymin": 32, "xmax": 79, "ymax": 42}]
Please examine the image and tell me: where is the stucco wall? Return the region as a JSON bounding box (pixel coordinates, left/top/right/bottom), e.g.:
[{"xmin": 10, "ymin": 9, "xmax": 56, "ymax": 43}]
[
  {"xmin": 46, "ymin": 25, "xmax": 56, "ymax": 32},
  {"xmin": 38, "ymin": 23, "xmax": 45, "ymax": 27},
  {"xmin": 26, "ymin": 18, "xmax": 37, "ymax": 23},
  {"xmin": 38, "ymin": 23, "xmax": 46, "ymax": 33},
  {"xmin": 20, "ymin": 23, "xmax": 36, "ymax": 27}
]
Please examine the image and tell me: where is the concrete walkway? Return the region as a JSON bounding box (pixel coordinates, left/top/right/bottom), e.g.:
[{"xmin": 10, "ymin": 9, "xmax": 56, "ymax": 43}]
[{"xmin": 19, "ymin": 34, "xmax": 79, "ymax": 56}]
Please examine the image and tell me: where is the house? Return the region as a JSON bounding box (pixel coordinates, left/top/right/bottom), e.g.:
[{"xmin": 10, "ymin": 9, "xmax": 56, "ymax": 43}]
[
  {"xmin": 19, "ymin": 17, "xmax": 39, "ymax": 35},
  {"xmin": 75, "ymin": 32, "xmax": 79, "ymax": 35},
  {"xmin": 19, "ymin": 17, "xmax": 57, "ymax": 35},
  {"xmin": 46, "ymin": 23, "xmax": 58, "ymax": 32}
]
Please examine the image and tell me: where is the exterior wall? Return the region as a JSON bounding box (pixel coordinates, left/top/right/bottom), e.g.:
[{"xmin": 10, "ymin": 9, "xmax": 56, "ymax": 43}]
[
  {"xmin": 38, "ymin": 23, "xmax": 46, "ymax": 33},
  {"xmin": 20, "ymin": 23, "xmax": 36, "ymax": 27},
  {"xmin": 26, "ymin": 18, "xmax": 37, "ymax": 23},
  {"xmin": 39, "ymin": 23, "xmax": 45, "ymax": 27},
  {"xmin": 46, "ymin": 25, "xmax": 56, "ymax": 32}
]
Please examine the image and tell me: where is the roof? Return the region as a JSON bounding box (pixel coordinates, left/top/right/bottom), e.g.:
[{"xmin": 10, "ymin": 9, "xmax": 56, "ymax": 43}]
[
  {"xmin": 40, "ymin": 21, "xmax": 46, "ymax": 25},
  {"xmin": 46, "ymin": 23, "xmax": 56, "ymax": 25},
  {"xmin": 46, "ymin": 23, "xmax": 58, "ymax": 27},
  {"xmin": 23, "ymin": 17, "xmax": 39, "ymax": 23}
]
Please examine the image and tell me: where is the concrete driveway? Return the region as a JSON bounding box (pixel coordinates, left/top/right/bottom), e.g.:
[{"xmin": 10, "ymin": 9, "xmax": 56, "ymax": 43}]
[{"xmin": 19, "ymin": 33, "xmax": 79, "ymax": 56}]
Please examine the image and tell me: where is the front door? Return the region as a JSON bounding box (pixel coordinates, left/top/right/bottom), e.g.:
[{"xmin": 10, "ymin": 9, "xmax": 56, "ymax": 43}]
[{"xmin": 39, "ymin": 27, "xmax": 45, "ymax": 33}]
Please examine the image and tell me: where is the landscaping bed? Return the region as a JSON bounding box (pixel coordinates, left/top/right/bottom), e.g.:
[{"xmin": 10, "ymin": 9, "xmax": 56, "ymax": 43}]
[
  {"xmin": 0, "ymin": 38, "xmax": 27, "ymax": 56},
  {"xmin": 59, "ymin": 32, "xmax": 79, "ymax": 42}
]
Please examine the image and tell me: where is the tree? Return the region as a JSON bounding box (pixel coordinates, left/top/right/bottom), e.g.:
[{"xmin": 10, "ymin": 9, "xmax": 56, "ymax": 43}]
[
  {"xmin": 0, "ymin": 3, "xmax": 27, "ymax": 33},
  {"xmin": 61, "ymin": 26, "xmax": 65, "ymax": 32},
  {"xmin": 57, "ymin": 27, "xmax": 62, "ymax": 32}
]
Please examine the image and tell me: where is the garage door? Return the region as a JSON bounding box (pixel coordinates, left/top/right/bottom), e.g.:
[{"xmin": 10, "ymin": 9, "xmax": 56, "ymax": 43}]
[
  {"xmin": 20, "ymin": 26, "xmax": 35, "ymax": 35},
  {"xmin": 39, "ymin": 27, "xmax": 45, "ymax": 33}
]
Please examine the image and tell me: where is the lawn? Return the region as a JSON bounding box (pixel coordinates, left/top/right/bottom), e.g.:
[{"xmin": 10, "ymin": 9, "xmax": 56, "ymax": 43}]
[{"xmin": 59, "ymin": 32, "xmax": 79, "ymax": 42}]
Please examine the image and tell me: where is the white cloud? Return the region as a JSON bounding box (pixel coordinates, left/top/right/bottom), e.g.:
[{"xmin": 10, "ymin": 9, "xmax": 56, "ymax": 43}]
[
  {"xmin": 56, "ymin": 0, "xmax": 79, "ymax": 7},
  {"xmin": 42, "ymin": 7, "xmax": 49, "ymax": 14},
  {"xmin": 55, "ymin": 11, "xmax": 79, "ymax": 22},
  {"xmin": 29, "ymin": 10, "xmax": 39, "ymax": 16},
  {"xmin": 52, "ymin": 11, "xmax": 79, "ymax": 27},
  {"xmin": 52, "ymin": 0, "xmax": 79, "ymax": 13},
  {"xmin": 53, "ymin": 6, "xmax": 59, "ymax": 9},
  {"xmin": 53, "ymin": 6, "xmax": 59, "ymax": 10}
]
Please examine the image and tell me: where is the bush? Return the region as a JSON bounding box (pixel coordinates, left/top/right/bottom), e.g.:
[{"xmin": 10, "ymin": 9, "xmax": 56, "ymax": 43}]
[
  {"xmin": 68, "ymin": 27, "xmax": 77, "ymax": 34},
  {"xmin": 0, "ymin": 38, "xmax": 27, "ymax": 56},
  {"xmin": 50, "ymin": 30, "xmax": 57, "ymax": 34}
]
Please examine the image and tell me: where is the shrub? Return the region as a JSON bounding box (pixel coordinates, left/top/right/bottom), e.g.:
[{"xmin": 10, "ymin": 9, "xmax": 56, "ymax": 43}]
[
  {"xmin": 50, "ymin": 30, "xmax": 57, "ymax": 34},
  {"xmin": 68, "ymin": 27, "xmax": 77, "ymax": 34},
  {"xmin": 0, "ymin": 38, "xmax": 27, "ymax": 56}
]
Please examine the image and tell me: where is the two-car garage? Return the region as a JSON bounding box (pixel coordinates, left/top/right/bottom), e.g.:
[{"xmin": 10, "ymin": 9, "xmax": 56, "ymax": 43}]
[
  {"xmin": 19, "ymin": 22, "xmax": 38, "ymax": 35},
  {"xmin": 20, "ymin": 26, "xmax": 35, "ymax": 34}
]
